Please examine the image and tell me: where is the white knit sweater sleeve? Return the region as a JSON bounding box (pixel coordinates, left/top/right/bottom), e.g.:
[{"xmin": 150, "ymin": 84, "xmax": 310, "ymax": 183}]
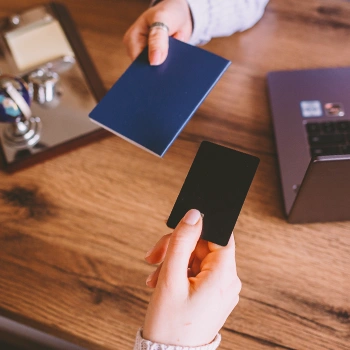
[
  {"xmin": 187, "ymin": 0, "xmax": 269, "ymax": 45},
  {"xmin": 133, "ymin": 328, "xmax": 221, "ymax": 350},
  {"xmin": 151, "ymin": 0, "xmax": 269, "ymax": 45}
]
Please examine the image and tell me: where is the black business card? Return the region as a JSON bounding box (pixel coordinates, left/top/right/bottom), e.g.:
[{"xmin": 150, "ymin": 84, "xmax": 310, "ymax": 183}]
[{"xmin": 167, "ymin": 141, "xmax": 260, "ymax": 246}]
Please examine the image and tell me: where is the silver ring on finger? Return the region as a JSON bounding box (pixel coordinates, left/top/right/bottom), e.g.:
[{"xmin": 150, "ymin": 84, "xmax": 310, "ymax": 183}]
[{"xmin": 149, "ymin": 22, "xmax": 169, "ymax": 33}]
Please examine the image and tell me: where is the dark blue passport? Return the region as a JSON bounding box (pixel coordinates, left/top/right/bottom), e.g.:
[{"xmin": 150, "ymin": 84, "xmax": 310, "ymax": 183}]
[{"xmin": 89, "ymin": 37, "xmax": 231, "ymax": 156}]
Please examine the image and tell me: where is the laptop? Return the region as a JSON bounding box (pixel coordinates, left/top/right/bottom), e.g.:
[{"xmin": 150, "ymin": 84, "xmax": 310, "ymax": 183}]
[{"xmin": 267, "ymin": 67, "xmax": 350, "ymax": 223}]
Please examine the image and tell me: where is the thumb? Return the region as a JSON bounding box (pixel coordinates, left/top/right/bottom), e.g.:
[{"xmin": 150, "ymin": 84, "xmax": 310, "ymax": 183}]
[
  {"xmin": 160, "ymin": 209, "xmax": 202, "ymax": 289},
  {"xmin": 148, "ymin": 25, "xmax": 169, "ymax": 66}
]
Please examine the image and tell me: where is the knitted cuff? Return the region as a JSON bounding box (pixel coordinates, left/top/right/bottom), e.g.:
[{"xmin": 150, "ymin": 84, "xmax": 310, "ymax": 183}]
[
  {"xmin": 133, "ymin": 328, "xmax": 221, "ymax": 350},
  {"xmin": 187, "ymin": 0, "xmax": 211, "ymax": 46}
]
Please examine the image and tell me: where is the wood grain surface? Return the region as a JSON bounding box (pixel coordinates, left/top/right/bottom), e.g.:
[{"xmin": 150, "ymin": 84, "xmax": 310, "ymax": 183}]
[{"xmin": 0, "ymin": 0, "xmax": 349, "ymax": 349}]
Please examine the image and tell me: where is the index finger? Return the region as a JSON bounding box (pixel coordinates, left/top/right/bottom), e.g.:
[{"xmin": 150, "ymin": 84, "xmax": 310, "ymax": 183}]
[{"xmin": 123, "ymin": 20, "xmax": 149, "ymax": 60}]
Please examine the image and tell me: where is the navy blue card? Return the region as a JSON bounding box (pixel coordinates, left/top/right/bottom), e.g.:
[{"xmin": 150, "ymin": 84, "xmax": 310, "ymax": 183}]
[
  {"xmin": 89, "ymin": 38, "xmax": 231, "ymax": 156},
  {"xmin": 167, "ymin": 141, "xmax": 260, "ymax": 246}
]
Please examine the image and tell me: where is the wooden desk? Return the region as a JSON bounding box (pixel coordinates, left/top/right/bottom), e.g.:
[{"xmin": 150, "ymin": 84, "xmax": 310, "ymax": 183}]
[{"xmin": 0, "ymin": 0, "xmax": 349, "ymax": 349}]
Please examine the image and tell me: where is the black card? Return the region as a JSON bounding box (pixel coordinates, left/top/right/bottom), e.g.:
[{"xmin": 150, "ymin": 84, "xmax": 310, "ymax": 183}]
[{"xmin": 167, "ymin": 141, "xmax": 260, "ymax": 246}]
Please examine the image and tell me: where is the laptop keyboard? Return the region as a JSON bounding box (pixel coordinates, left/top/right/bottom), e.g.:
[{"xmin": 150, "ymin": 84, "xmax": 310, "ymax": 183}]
[{"xmin": 306, "ymin": 121, "xmax": 350, "ymax": 157}]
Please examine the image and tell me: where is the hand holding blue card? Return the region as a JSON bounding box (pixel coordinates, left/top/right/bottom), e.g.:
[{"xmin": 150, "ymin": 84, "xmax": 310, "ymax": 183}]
[{"xmin": 89, "ymin": 38, "xmax": 231, "ymax": 156}]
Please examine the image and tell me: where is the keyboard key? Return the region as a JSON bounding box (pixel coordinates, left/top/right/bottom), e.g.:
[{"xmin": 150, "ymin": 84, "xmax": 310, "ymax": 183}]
[
  {"xmin": 311, "ymin": 146, "xmax": 340, "ymax": 157},
  {"xmin": 322, "ymin": 122, "xmax": 336, "ymax": 133},
  {"xmin": 340, "ymin": 145, "xmax": 350, "ymax": 154},
  {"xmin": 306, "ymin": 123, "xmax": 320, "ymax": 133},
  {"xmin": 309, "ymin": 134, "xmax": 345, "ymax": 145},
  {"xmin": 336, "ymin": 121, "xmax": 350, "ymax": 132},
  {"xmin": 311, "ymin": 148, "xmax": 325, "ymax": 157}
]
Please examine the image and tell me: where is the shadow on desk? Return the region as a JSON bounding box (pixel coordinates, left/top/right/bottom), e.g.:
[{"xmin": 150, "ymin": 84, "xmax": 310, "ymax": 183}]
[{"xmin": 0, "ymin": 316, "xmax": 85, "ymax": 350}]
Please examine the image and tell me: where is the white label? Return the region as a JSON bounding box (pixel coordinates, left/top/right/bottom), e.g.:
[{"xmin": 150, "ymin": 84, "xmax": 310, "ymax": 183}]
[{"xmin": 300, "ymin": 100, "xmax": 323, "ymax": 118}]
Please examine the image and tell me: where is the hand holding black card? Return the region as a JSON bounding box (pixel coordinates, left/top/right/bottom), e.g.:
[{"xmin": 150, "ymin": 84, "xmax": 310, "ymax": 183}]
[{"xmin": 167, "ymin": 141, "xmax": 260, "ymax": 246}]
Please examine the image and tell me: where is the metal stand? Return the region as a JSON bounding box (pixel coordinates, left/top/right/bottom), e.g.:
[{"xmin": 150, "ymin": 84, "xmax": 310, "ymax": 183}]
[{"xmin": 2, "ymin": 116, "xmax": 42, "ymax": 149}]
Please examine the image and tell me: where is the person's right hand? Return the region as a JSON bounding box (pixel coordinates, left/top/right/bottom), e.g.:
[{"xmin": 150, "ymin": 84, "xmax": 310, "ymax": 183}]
[
  {"xmin": 142, "ymin": 209, "xmax": 242, "ymax": 347},
  {"xmin": 123, "ymin": 0, "xmax": 193, "ymax": 66}
]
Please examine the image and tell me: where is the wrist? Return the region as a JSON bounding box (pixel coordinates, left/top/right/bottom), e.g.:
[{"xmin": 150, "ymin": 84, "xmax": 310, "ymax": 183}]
[
  {"xmin": 176, "ymin": 0, "xmax": 194, "ymax": 39},
  {"xmin": 142, "ymin": 324, "xmax": 217, "ymax": 348}
]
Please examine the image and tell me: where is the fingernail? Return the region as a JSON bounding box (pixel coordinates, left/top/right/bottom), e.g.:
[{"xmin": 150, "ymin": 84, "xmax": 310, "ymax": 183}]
[
  {"xmin": 145, "ymin": 246, "xmax": 155, "ymax": 259},
  {"xmin": 183, "ymin": 209, "xmax": 201, "ymax": 225},
  {"xmin": 150, "ymin": 50, "xmax": 161, "ymax": 66},
  {"xmin": 146, "ymin": 270, "xmax": 155, "ymax": 285}
]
